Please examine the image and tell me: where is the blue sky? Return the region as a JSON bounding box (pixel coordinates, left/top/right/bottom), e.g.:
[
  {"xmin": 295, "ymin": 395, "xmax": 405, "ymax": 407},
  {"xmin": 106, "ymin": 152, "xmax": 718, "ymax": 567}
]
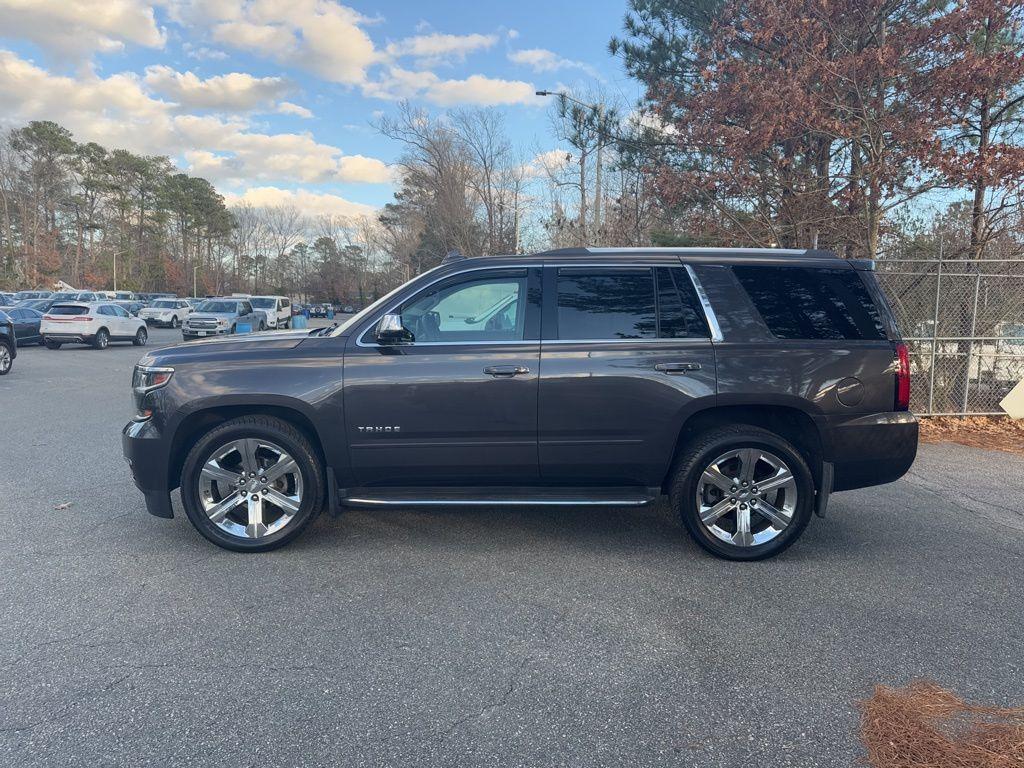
[{"xmin": 0, "ymin": 0, "xmax": 639, "ymax": 216}]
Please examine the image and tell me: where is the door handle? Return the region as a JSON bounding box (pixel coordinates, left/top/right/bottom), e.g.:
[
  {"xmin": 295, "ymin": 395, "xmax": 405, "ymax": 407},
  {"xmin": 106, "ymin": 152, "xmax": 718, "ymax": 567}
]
[
  {"xmin": 655, "ymin": 362, "xmax": 702, "ymax": 374},
  {"xmin": 484, "ymin": 365, "xmax": 530, "ymax": 377}
]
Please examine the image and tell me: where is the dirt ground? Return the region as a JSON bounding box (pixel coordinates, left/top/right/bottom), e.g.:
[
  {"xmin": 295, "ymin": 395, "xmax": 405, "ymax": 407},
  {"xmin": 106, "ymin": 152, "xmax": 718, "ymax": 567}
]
[{"xmin": 918, "ymin": 416, "xmax": 1024, "ymax": 457}]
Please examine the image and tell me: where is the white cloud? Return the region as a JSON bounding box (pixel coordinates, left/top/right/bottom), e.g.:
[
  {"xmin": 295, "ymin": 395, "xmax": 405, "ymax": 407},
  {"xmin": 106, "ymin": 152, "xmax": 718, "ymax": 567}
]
[
  {"xmin": 524, "ymin": 149, "xmax": 572, "ymax": 178},
  {"xmin": 508, "ymin": 48, "xmax": 598, "ymax": 77},
  {"xmin": 170, "ymin": 0, "xmax": 380, "ymax": 85},
  {"xmin": 363, "ymin": 69, "xmax": 541, "ymax": 107},
  {"xmin": 424, "ymin": 75, "xmax": 543, "ymax": 107},
  {"xmin": 386, "ymin": 32, "xmax": 497, "ymax": 66},
  {"xmin": 0, "ymin": 0, "xmax": 164, "ymax": 58},
  {"xmin": 277, "ymin": 101, "xmax": 313, "ymax": 118},
  {"xmin": 183, "ymin": 43, "xmax": 229, "ymax": 61},
  {"xmin": 0, "ymin": 50, "xmax": 390, "ymax": 188},
  {"xmin": 144, "ymin": 66, "xmax": 292, "ymax": 111},
  {"xmin": 224, "ymin": 186, "xmax": 376, "ymax": 218}
]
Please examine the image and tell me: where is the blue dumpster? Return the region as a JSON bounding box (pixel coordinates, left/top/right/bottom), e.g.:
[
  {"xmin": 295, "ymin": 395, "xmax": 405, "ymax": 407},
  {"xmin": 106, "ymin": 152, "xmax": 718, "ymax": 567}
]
[
  {"xmin": 292, "ymin": 314, "xmax": 308, "ymax": 329},
  {"xmin": 327, "ymin": 307, "xmax": 335, "ymax": 320},
  {"xmin": 236, "ymin": 322, "xmax": 252, "ymax": 334}
]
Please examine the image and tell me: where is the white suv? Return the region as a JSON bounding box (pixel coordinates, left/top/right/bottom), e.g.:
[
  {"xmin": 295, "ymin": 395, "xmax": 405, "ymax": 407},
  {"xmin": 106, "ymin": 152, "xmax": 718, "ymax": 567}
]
[
  {"xmin": 139, "ymin": 298, "xmax": 192, "ymax": 328},
  {"xmin": 249, "ymin": 295, "xmax": 292, "ymax": 329},
  {"xmin": 41, "ymin": 302, "xmax": 148, "ymax": 349}
]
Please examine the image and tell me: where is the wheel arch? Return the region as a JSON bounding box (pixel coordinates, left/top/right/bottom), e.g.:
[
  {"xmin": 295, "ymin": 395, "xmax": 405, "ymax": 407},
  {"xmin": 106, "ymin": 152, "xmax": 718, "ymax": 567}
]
[
  {"xmin": 167, "ymin": 399, "xmax": 328, "ymax": 491},
  {"xmin": 663, "ymin": 403, "xmax": 824, "ymax": 493}
]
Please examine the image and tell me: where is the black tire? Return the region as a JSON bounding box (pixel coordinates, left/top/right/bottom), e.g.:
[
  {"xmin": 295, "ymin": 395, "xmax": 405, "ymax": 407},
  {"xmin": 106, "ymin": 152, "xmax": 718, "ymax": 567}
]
[
  {"xmin": 282, "ymin": 318, "xmax": 290, "ymax": 329},
  {"xmin": 180, "ymin": 415, "xmax": 325, "ymax": 552},
  {"xmin": 258, "ymin": 320, "xmax": 266, "ymax": 331},
  {"xmin": 669, "ymin": 425, "xmax": 814, "ymax": 561},
  {"xmin": 93, "ymin": 328, "xmax": 109, "ymax": 350},
  {"xmin": 230, "ymin": 324, "xmax": 236, "ymax": 334},
  {"xmin": 44, "ymin": 338, "xmax": 61, "ymax": 349},
  {"xmin": 0, "ymin": 340, "xmax": 12, "ymax": 375},
  {"xmin": 133, "ymin": 327, "xmax": 148, "ymax": 346},
  {"xmin": 171, "ymin": 316, "xmax": 179, "ymax": 329}
]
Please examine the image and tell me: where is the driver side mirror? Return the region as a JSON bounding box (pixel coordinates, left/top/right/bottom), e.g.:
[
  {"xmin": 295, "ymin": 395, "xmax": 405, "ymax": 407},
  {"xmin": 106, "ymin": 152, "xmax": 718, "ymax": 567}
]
[{"xmin": 376, "ymin": 313, "xmax": 414, "ymax": 344}]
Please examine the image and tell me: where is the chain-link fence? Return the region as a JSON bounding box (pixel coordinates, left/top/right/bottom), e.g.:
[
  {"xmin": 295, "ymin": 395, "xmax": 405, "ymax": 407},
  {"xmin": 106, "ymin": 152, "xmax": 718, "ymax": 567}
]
[{"xmin": 875, "ymin": 257, "xmax": 1024, "ymax": 415}]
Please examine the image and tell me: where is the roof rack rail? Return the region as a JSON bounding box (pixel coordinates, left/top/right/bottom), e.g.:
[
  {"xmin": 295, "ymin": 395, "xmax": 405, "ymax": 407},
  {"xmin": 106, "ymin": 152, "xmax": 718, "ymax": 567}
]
[{"xmin": 441, "ymin": 249, "xmax": 467, "ymax": 265}]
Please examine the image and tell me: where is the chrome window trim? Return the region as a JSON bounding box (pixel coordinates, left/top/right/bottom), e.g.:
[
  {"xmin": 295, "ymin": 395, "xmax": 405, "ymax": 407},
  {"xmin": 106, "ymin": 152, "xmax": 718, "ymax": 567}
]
[
  {"xmin": 355, "ymin": 260, "xmax": 722, "ymax": 348},
  {"xmin": 684, "ymin": 264, "xmax": 724, "ymax": 342}
]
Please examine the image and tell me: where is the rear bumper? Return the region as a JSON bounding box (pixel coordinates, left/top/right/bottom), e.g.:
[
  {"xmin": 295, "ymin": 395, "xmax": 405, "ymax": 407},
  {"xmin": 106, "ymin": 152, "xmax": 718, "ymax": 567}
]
[
  {"xmin": 818, "ymin": 411, "xmax": 918, "ymax": 492},
  {"xmin": 42, "ymin": 333, "xmax": 92, "ymax": 344},
  {"xmin": 122, "ymin": 419, "xmax": 173, "ymax": 517}
]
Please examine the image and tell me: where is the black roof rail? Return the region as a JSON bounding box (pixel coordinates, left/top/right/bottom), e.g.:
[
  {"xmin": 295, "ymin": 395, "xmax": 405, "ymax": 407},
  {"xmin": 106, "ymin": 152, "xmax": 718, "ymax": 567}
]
[{"xmin": 441, "ymin": 249, "xmax": 467, "ymax": 265}]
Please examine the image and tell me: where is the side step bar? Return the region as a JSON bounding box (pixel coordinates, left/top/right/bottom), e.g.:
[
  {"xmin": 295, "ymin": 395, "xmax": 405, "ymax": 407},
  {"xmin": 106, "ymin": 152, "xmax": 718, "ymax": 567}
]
[{"xmin": 341, "ymin": 486, "xmax": 661, "ymax": 509}]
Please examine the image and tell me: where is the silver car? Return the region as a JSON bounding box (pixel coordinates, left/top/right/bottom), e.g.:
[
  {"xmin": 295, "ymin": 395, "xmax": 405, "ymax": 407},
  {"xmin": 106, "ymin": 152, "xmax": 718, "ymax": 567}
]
[{"xmin": 182, "ymin": 298, "xmax": 262, "ymax": 339}]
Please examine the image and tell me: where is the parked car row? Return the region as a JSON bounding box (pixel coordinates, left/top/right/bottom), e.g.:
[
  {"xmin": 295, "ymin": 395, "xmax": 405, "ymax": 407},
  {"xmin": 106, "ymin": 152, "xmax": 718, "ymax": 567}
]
[{"xmin": 0, "ymin": 291, "xmax": 299, "ymax": 373}]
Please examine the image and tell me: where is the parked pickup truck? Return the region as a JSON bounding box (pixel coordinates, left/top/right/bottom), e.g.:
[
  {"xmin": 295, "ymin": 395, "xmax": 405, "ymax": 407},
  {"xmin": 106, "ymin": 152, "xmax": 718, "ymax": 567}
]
[{"xmin": 123, "ymin": 247, "xmax": 917, "ymax": 560}]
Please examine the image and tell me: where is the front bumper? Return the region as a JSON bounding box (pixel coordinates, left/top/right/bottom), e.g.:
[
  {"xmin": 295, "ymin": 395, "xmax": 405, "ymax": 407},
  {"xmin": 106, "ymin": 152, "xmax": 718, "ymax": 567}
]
[
  {"xmin": 183, "ymin": 326, "xmax": 229, "ymax": 338},
  {"xmin": 122, "ymin": 419, "xmax": 174, "ymax": 517},
  {"xmin": 143, "ymin": 317, "xmax": 175, "ymax": 327},
  {"xmin": 819, "ymin": 411, "xmax": 919, "ymax": 492}
]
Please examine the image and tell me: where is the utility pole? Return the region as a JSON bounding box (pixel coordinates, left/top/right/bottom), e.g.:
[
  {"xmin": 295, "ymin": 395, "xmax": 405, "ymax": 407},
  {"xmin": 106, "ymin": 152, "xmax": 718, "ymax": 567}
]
[
  {"xmin": 594, "ymin": 102, "xmax": 604, "ymax": 243},
  {"xmin": 193, "ymin": 265, "xmax": 199, "ymax": 297},
  {"xmin": 536, "ymin": 89, "xmax": 607, "ymax": 246}
]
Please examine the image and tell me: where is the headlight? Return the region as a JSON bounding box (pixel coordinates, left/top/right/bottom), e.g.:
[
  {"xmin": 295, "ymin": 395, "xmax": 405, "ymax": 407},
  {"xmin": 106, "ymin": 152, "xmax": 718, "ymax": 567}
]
[
  {"xmin": 217, "ymin": 318, "xmax": 229, "ymax": 326},
  {"xmin": 131, "ymin": 365, "xmax": 174, "ymax": 420}
]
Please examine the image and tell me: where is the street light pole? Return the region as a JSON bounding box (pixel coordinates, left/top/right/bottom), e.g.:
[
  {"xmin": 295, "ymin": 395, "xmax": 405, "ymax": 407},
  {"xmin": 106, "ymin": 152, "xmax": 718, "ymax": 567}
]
[
  {"xmin": 193, "ymin": 265, "xmax": 199, "ymax": 297},
  {"xmin": 536, "ymin": 90, "xmax": 606, "ymax": 244}
]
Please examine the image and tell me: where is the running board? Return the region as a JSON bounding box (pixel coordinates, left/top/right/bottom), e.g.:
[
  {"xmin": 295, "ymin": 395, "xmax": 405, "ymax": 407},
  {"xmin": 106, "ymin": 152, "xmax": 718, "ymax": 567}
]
[{"xmin": 341, "ymin": 486, "xmax": 661, "ymax": 508}]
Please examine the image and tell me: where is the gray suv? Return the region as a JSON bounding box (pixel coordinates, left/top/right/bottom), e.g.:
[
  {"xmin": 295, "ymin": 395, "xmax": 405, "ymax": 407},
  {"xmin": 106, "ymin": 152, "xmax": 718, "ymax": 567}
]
[{"xmin": 123, "ymin": 248, "xmax": 917, "ymax": 560}]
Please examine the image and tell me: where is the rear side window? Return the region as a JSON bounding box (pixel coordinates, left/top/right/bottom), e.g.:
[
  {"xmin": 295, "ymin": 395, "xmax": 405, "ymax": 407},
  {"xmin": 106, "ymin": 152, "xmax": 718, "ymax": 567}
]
[
  {"xmin": 557, "ymin": 269, "xmax": 656, "ymax": 339},
  {"xmin": 554, "ymin": 267, "xmax": 709, "ymax": 340},
  {"xmin": 733, "ymin": 266, "xmax": 886, "ymax": 341},
  {"xmin": 49, "ymin": 305, "xmax": 90, "ymax": 316}
]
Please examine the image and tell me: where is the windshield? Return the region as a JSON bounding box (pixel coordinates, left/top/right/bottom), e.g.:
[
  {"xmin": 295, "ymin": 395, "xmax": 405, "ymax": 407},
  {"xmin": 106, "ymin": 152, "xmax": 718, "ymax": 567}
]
[
  {"xmin": 152, "ymin": 300, "xmax": 176, "ymax": 308},
  {"xmin": 250, "ymin": 298, "xmax": 276, "ymax": 308},
  {"xmin": 328, "ymin": 267, "xmax": 443, "ymax": 337},
  {"xmin": 196, "ymin": 301, "xmax": 237, "ymax": 313}
]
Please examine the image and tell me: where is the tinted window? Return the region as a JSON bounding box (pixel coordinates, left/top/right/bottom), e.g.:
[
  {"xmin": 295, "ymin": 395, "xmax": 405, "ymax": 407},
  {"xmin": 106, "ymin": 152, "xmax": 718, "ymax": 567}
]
[
  {"xmin": 656, "ymin": 267, "xmax": 710, "ymax": 338},
  {"xmin": 556, "ymin": 269, "xmax": 656, "ymax": 340},
  {"xmin": 49, "ymin": 305, "xmax": 89, "ymax": 315},
  {"xmin": 400, "ymin": 273, "xmax": 527, "ymax": 342},
  {"xmin": 240, "ymin": 302, "xmax": 252, "ymax": 315},
  {"xmin": 112, "ymin": 305, "xmax": 130, "ymax": 317},
  {"xmin": 733, "ymin": 266, "xmax": 887, "ymax": 341}
]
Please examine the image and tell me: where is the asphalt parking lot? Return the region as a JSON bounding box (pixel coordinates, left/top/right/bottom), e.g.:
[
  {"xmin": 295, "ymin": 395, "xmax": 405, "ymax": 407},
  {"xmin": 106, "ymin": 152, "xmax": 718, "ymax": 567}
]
[{"xmin": 2, "ymin": 327, "xmax": 1023, "ymax": 767}]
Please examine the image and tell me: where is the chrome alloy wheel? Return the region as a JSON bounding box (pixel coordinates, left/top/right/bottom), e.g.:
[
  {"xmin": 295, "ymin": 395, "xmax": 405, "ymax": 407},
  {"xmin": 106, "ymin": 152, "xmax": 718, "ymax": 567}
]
[
  {"xmin": 198, "ymin": 438, "xmax": 303, "ymax": 539},
  {"xmin": 0, "ymin": 344, "xmax": 11, "ymax": 373},
  {"xmin": 696, "ymin": 448, "xmax": 798, "ymax": 547}
]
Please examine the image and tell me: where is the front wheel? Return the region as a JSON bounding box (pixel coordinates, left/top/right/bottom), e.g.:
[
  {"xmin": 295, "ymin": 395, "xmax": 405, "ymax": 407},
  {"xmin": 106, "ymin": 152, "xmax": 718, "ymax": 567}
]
[
  {"xmin": 258, "ymin": 320, "xmax": 266, "ymax": 331},
  {"xmin": 670, "ymin": 425, "xmax": 814, "ymax": 561},
  {"xmin": 133, "ymin": 327, "xmax": 148, "ymax": 346},
  {"xmin": 44, "ymin": 339, "xmax": 61, "ymax": 350},
  {"xmin": 171, "ymin": 317, "xmax": 179, "ymax": 329},
  {"xmin": 179, "ymin": 416, "xmax": 325, "ymax": 552},
  {"xmin": 0, "ymin": 341, "xmax": 12, "ymax": 375}
]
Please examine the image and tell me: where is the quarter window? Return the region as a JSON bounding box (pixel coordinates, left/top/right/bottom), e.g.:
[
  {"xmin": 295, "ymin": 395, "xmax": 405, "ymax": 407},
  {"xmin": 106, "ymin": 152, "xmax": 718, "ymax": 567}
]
[
  {"xmin": 400, "ymin": 274, "xmax": 527, "ymax": 342},
  {"xmin": 733, "ymin": 265, "xmax": 887, "ymax": 341},
  {"xmin": 655, "ymin": 267, "xmax": 710, "ymax": 339}
]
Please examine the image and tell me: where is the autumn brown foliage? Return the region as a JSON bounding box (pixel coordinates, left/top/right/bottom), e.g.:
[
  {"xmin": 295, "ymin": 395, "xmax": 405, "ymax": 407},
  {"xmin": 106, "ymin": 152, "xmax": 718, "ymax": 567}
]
[{"xmin": 860, "ymin": 681, "xmax": 1024, "ymax": 768}]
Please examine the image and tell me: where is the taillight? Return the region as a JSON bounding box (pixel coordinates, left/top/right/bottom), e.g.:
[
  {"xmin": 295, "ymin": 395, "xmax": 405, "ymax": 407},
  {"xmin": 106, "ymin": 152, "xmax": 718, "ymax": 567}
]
[{"xmin": 895, "ymin": 342, "xmax": 910, "ymax": 411}]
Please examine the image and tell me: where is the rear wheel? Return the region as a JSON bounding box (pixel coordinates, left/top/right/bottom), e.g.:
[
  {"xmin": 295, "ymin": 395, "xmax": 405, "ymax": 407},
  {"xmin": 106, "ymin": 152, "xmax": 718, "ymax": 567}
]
[
  {"xmin": 670, "ymin": 425, "xmax": 814, "ymax": 561},
  {"xmin": 0, "ymin": 341, "xmax": 12, "ymax": 375},
  {"xmin": 133, "ymin": 327, "xmax": 148, "ymax": 346},
  {"xmin": 180, "ymin": 416, "xmax": 325, "ymax": 552},
  {"xmin": 93, "ymin": 328, "xmax": 109, "ymax": 350}
]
